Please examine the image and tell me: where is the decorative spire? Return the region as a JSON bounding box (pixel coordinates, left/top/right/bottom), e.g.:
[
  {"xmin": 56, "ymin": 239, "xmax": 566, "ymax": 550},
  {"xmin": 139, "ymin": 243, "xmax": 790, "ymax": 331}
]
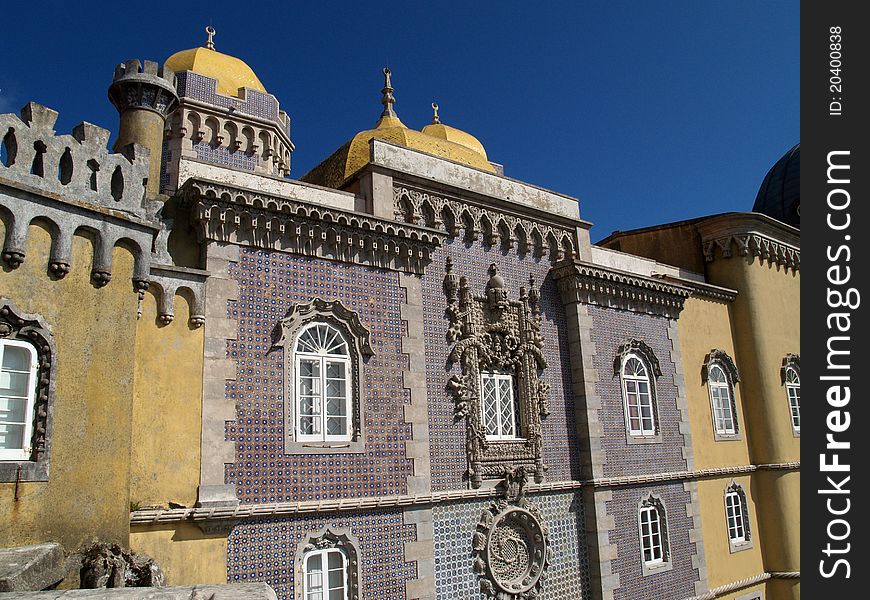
[
  {"xmin": 381, "ymin": 67, "xmax": 397, "ymax": 118},
  {"xmin": 205, "ymin": 26, "xmax": 216, "ymax": 50},
  {"xmin": 431, "ymin": 102, "xmax": 441, "ymax": 124}
]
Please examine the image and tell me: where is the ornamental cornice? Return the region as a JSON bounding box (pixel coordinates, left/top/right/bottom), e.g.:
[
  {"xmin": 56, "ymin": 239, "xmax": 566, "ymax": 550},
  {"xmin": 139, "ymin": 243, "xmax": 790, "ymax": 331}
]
[
  {"xmin": 393, "ymin": 185, "xmax": 578, "ymax": 261},
  {"xmin": 697, "ymin": 214, "xmax": 800, "ymax": 272},
  {"xmin": 181, "ymin": 178, "xmax": 445, "ymax": 275},
  {"xmin": 550, "ymin": 259, "xmax": 691, "ymax": 318}
]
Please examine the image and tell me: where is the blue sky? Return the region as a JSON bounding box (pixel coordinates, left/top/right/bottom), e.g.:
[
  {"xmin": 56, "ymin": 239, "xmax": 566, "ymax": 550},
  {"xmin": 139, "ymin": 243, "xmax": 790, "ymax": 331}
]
[{"xmin": 1, "ymin": 1, "xmax": 798, "ymax": 241}]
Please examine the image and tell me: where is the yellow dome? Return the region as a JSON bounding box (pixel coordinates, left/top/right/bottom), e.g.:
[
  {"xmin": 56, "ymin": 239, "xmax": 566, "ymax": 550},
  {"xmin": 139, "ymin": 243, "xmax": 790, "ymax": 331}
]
[
  {"xmin": 166, "ymin": 30, "xmax": 266, "ymax": 98},
  {"xmin": 302, "ymin": 72, "xmax": 495, "ymax": 189},
  {"xmin": 421, "ymin": 103, "xmax": 488, "ymax": 159}
]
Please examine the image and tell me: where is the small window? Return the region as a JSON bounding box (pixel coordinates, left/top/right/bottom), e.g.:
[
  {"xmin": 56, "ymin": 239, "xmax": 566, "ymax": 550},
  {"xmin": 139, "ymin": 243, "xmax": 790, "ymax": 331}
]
[
  {"xmin": 294, "ymin": 323, "xmax": 352, "ymax": 443},
  {"xmin": 622, "ymin": 354, "xmax": 656, "ymax": 436},
  {"xmin": 640, "ymin": 505, "xmax": 664, "ymax": 565},
  {"xmin": 0, "ymin": 339, "xmax": 39, "ymax": 462},
  {"xmin": 480, "ymin": 371, "xmax": 521, "ymax": 440},
  {"xmin": 708, "ymin": 364, "xmax": 737, "ymax": 435},
  {"xmin": 785, "ymin": 367, "xmax": 800, "ymax": 434},
  {"xmin": 725, "ymin": 484, "xmax": 752, "ymax": 552},
  {"xmin": 303, "ymin": 548, "xmax": 347, "ymax": 600}
]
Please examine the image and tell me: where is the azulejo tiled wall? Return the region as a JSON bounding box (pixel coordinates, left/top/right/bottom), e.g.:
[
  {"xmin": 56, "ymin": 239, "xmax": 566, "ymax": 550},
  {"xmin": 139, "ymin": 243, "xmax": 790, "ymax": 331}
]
[
  {"xmin": 587, "ymin": 306, "xmax": 688, "ymax": 478},
  {"xmin": 433, "ymin": 491, "xmax": 591, "ymax": 599},
  {"xmin": 607, "ymin": 483, "xmax": 699, "ymax": 600},
  {"xmin": 224, "ymin": 249, "xmax": 413, "ymax": 503},
  {"xmin": 192, "ymin": 140, "xmax": 258, "ymax": 171},
  {"xmin": 423, "ymin": 237, "xmax": 580, "ymax": 491},
  {"xmin": 178, "ymin": 71, "xmax": 284, "ymax": 127},
  {"xmin": 229, "ymin": 509, "xmax": 416, "ymax": 600}
]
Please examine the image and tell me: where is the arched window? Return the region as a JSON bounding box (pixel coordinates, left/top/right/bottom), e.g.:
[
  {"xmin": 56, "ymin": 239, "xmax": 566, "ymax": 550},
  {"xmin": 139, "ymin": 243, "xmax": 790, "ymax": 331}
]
[
  {"xmin": 621, "ymin": 353, "xmax": 656, "ymax": 437},
  {"xmin": 480, "ymin": 370, "xmax": 521, "ymax": 440},
  {"xmin": 294, "ymin": 323, "xmax": 352, "ymax": 443},
  {"xmin": 781, "ymin": 354, "xmax": 800, "ymax": 436},
  {"xmin": 303, "ymin": 547, "xmax": 347, "ymax": 600},
  {"xmin": 704, "ymin": 350, "xmax": 741, "ymax": 440},
  {"xmin": 638, "ymin": 493, "xmax": 671, "ymax": 575},
  {"xmin": 725, "ymin": 483, "xmax": 752, "ymax": 551},
  {"xmin": 0, "ymin": 339, "xmax": 38, "ymax": 461}
]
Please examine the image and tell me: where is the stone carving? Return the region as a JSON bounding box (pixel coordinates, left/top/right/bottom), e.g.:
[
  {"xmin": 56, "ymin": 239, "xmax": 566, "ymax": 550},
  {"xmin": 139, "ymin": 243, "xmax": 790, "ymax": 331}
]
[
  {"xmin": 444, "ymin": 259, "xmax": 548, "ymax": 488},
  {"xmin": 551, "ymin": 260, "xmax": 690, "ymax": 319},
  {"xmin": 701, "ymin": 233, "xmax": 800, "ymax": 271},
  {"xmin": 613, "ymin": 339, "xmax": 662, "ymax": 378},
  {"xmin": 80, "ymin": 543, "xmax": 165, "ymax": 588},
  {"xmin": 273, "ymin": 299, "xmax": 374, "ymax": 452},
  {"xmin": 781, "ymin": 353, "xmax": 800, "ymax": 383},
  {"xmin": 472, "ymin": 467, "xmax": 551, "ymax": 599},
  {"xmin": 703, "ymin": 349, "xmax": 740, "ymax": 384},
  {"xmin": 394, "ymin": 186, "xmax": 575, "ymax": 261},
  {"xmin": 183, "ymin": 180, "xmax": 444, "ymax": 275},
  {"xmin": 0, "ymin": 299, "xmax": 54, "ymax": 482},
  {"xmin": 297, "ymin": 530, "xmax": 360, "ymax": 600}
]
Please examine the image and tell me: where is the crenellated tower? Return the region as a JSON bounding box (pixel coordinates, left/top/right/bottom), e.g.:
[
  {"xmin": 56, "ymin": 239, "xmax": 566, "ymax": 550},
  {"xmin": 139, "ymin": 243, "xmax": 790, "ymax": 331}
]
[{"xmin": 108, "ymin": 59, "xmax": 180, "ymax": 197}]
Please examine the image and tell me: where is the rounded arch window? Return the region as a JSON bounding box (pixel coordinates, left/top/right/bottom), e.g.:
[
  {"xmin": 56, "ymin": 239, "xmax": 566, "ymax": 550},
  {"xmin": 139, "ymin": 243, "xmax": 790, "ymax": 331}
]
[
  {"xmin": 0, "ymin": 339, "xmax": 39, "ymax": 461},
  {"xmin": 785, "ymin": 366, "xmax": 800, "ymax": 434},
  {"xmin": 621, "ymin": 353, "xmax": 656, "ymax": 436},
  {"xmin": 708, "ymin": 363, "xmax": 737, "ymax": 435},
  {"xmin": 294, "ymin": 323, "xmax": 352, "ymax": 442}
]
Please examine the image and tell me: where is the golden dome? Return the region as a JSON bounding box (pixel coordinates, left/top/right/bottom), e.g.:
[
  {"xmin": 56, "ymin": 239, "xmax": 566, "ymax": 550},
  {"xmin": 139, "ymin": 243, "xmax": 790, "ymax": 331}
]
[
  {"xmin": 165, "ymin": 27, "xmax": 266, "ymax": 98},
  {"xmin": 302, "ymin": 71, "xmax": 495, "ymax": 189},
  {"xmin": 421, "ymin": 103, "xmax": 488, "ymax": 159}
]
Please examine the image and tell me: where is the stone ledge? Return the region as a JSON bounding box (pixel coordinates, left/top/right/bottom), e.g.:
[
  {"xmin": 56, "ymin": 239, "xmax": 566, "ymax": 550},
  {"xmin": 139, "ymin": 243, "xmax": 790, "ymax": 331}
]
[
  {"xmin": 0, "ymin": 583, "xmax": 277, "ymax": 599},
  {"xmin": 0, "ymin": 544, "xmax": 64, "ymax": 592}
]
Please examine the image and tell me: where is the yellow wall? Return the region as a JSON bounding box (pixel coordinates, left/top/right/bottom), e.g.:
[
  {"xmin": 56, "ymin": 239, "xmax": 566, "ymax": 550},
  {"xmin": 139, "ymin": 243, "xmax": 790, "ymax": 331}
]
[
  {"xmin": 131, "ymin": 289, "xmax": 204, "ymax": 508},
  {"xmin": 129, "ymin": 523, "xmax": 227, "ymax": 585},
  {"xmin": 0, "ymin": 224, "xmax": 138, "ymax": 553},
  {"xmin": 697, "ymin": 476, "xmax": 765, "ymax": 590},
  {"xmin": 679, "ymin": 295, "xmax": 751, "ymax": 470}
]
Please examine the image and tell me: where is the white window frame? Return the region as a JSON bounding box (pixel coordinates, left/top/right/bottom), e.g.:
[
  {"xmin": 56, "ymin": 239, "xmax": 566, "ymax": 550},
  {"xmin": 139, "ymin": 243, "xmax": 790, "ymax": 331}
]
[
  {"xmin": 639, "ymin": 505, "xmax": 664, "ymax": 565},
  {"xmin": 294, "ymin": 323, "xmax": 352, "ymax": 444},
  {"xmin": 621, "ymin": 353, "xmax": 656, "ymax": 437},
  {"xmin": 480, "ymin": 371, "xmax": 522, "ymax": 440},
  {"xmin": 708, "ymin": 363, "xmax": 737, "ymax": 436},
  {"xmin": 725, "ymin": 490, "xmax": 746, "ymax": 543},
  {"xmin": 303, "ymin": 547, "xmax": 347, "ymax": 600},
  {"xmin": 785, "ymin": 367, "xmax": 800, "ymax": 434},
  {"xmin": 0, "ymin": 339, "xmax": 39, "ymax": 462}
]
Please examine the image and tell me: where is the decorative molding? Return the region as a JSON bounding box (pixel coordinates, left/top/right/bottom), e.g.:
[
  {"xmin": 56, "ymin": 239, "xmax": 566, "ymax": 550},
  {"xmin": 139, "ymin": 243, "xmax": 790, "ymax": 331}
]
[
  {"xmin": 684, "ymin": 572, "xmax": 799, "ymax": 600},
  {"xmin": 551, "ymin": 260, "xmax": 691, "ymax": 319},
  {"xmin": 393, "ymin": 185, "xmax": 576, "ymax": 261},
  {"xmin": 697, "ymin": 214, "xmax": 800, "ymax": 272},
  {"xmin": 0, "ymin": 299, "xmax": 56, "ymax": 482},
  {"xmin": 444, "ymin": 260, "xmax": 549, "ymax": 488},
  {"xmin": 147, "ymin": 265, "xmax": 208, "ymax": 327},
  {"xmin": 655, "ymin": 275, "xmax": 738, "ymax": 302},
  {"xmin": 294, "ymin": 528, "xmax": 361, "ymax": 600},
  {"xmin": 181, "ymin": 178, "xmax": 445, "ymax": 275},
  {"xmin": 472, "ymin": 468, "xmax": 552, "ymax": 599},
  {"xmin": 781, "ymin": 353, "xmax": 800, "ymax": 383},
  {"xmin": 614, "ymin": 339, "xmax": 662, "ymax": 378},
  {"xmin": 271, "ymin": 299, "xmax": 373, "ymax": 454},
  {"xmin": 703, "ymin": 349, "xmax": 740, "ymax": 384}
]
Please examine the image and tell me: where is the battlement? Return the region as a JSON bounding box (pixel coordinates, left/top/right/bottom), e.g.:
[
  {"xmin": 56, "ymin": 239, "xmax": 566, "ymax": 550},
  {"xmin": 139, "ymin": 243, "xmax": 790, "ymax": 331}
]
[
  {"xmin": 1, "ymin": 102, "xmax": 152, "ymax": 219},
  {"xmin": 109, "ymin": 59, "xmax": 180, "ymax": 117}
]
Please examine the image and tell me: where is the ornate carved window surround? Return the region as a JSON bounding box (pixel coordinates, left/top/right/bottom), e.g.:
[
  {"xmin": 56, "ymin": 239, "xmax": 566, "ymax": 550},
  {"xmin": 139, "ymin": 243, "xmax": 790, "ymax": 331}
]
[
  {"xmin": 294, "ymin": 527, "xmax": 361, "ymax": 600},
  {"xmin": 0, "ymin": 299, "xmax": 55, "ymax": 482},
  {"xmin": 614, "ymin": 340, "xmax": 663, "ymax": 445},
  {"xmin": 781, "ymin": 354, "xmax": 800, "ymax": 437},
  {"xmin": 725, "ymin": 481, "xmax": 753, "ymax": 553},
  {"xmin": 703, "ymin": 349, "xmax": 742, "ymax": 441},
  {"xmin": 272, "ymin": 299, "xmax": 374, "ymax": 454},
  {"xmin": 638, "ymin": 492, "xmax": 673, "ymax": 576},
  {"xmin": 444, "ymin": 260, "xmax": 550, "ymax": 489}
]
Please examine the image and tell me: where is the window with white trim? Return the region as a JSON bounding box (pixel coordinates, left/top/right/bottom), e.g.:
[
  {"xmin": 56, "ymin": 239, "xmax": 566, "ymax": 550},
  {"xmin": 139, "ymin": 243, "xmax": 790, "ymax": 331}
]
[
  {"xmin": 785, "ymin": 367, "xmax": 800, "ymax": 434},
  {"xmin": 480, "ymin": 371, "xmax": 521, "ymax": 440},
  {"xmin": 708, "ymin": 363, "xmax": 737, "ymax": 435},
  {"xmin": 303, "ymin": 548, "xmax": 347, "ymax": 600},
  {"xmin": 640, "ymin": 504, "xmax": 665, "ymax": 564},
  {"xmin": 294, "ymin": 323, "xmax": 352, "ymax": 443},
  {"xmin": 0, "ymin": 339, "xmax": 38, "ymax": 461},
  {"xmin": 725, "ymin": 483, "xmax": 752, "ymax": 551},
  {"xmin": 621, "ymin": 354, "xmax": 656, "ymax": 436}
]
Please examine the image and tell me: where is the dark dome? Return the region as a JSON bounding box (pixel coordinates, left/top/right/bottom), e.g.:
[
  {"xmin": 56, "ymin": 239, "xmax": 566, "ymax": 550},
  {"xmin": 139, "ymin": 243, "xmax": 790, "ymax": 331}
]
[{"xmin": 753, "ymin": 143, "xmax": 799, "ymax": 227}]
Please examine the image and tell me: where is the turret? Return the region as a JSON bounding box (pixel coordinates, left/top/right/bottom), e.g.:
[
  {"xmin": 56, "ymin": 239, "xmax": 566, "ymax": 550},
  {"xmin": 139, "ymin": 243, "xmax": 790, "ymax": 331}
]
[{"xmin": 108, "ymin": 59, "xmax": 179, "ymax": 197}]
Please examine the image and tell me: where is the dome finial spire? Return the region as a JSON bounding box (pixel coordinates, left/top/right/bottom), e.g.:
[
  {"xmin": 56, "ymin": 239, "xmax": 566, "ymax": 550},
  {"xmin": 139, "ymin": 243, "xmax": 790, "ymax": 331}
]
[
  {"xmin": 431, "ymin": 102, "xmax": 440, "ymax": 124},
  {"xmin": 381, "ymin": 67, "xmax": 397, "ymax": 118},
  {"xmin": 205, "ymin": 26, "xmax": 216, "ymax": 50}
]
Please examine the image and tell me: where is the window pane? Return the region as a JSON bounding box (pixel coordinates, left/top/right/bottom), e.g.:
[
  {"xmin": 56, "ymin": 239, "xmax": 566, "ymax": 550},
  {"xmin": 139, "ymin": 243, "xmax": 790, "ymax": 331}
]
[
  {"xmin": 0, "ymin": 422, "xmax": 26, "ymax": 450},
  {"xmin": 299, "ymin": 396, "xmax": 319, "ymax": 416},
  {"xmin": 0, "ymin": 396, "xmax": 28, "ymax": 423},
  {"xmin": 326, "ymin": 378, "xmax": 346, "ymax": 399},
  {"xmin": 328, "ymin": 567, "xmax": 343, "ymax": 588},
  {"xmin": 326, "ymin": 416, "xmax": 347, "ymax": 436},
  {"xmin": 326, "ymin": 397, "xmax": 346, "ymax": 417},
  {"xmin": 0, "ymin": 371, "xmax": 29, "ymax": 396},
  {"xmin": 299, "ymin": 416, "xmax": 316, "ymax": 435},
  {"xmin": 299, "ymin": 360, "xmax": 320, "ymax": 378},
  {"xmin": 2, "ymin": 346, "xmax": 30, "ymax": 371},
  {"xmin": 326, "ymin": 362, "xmax": 346, "ymax": 379},
  {"xmin": 481, "ymin": 376, "xmax": 499, "ymax": 437}
]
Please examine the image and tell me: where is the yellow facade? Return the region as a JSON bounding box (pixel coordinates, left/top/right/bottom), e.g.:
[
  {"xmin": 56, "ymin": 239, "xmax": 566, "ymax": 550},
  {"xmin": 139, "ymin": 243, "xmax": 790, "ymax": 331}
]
[
  {"xmin": 129, "ymin": 524, "xmax": 228, "ymax": 585},
  {"xmin": 0, "ymin": 225, "xmax": 138, "ymax": 553}
]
